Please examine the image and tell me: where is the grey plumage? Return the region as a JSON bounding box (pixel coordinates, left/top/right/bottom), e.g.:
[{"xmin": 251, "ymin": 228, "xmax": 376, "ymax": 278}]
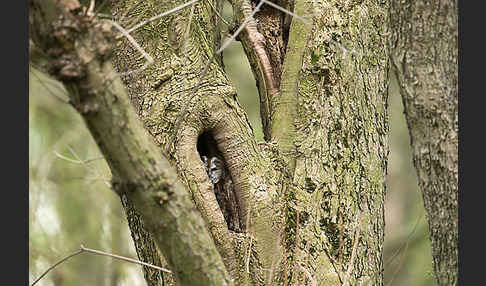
[
  {"xmin": 201, "ymin": 155, "xmax": 241, "ymax": 232},
  {"xmin": 209, "ymin": 157, "xmax": 224, "ymax": 184}
]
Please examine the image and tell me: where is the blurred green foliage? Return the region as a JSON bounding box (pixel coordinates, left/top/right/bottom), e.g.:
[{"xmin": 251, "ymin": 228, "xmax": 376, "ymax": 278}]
[
  {"xmin": 29, "ymin": 7, "xmax": 435, "ymax": 284},
  {"xmin": 29, "ymin": 67, "xmax": 143, "ymax": 285},
  {"xmin": 382, "ymin": 73, "xmax": 436, "ymax": 286}
]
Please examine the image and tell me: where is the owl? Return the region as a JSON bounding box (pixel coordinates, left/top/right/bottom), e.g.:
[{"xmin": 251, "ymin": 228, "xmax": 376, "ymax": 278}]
[
  {"xmin": 201, "ymin": 156, "xmax": 241, "ymax": 232},
  {"xmin": 204, "ymin": 156, "xmax": 224, "ymax": 184}
]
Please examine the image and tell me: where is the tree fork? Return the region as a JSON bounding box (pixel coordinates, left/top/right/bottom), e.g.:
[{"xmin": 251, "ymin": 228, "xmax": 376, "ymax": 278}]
[
  {"xmin": 110, "ymin": 0, "xmax": 284, "ymax": 283},
  {"xmin": 29, "ymin": 1, "xmax": 233, "ymax": 284},
  {"xmin": 30, "ymin": 0, "xmax": 396, "ymax": 285}
]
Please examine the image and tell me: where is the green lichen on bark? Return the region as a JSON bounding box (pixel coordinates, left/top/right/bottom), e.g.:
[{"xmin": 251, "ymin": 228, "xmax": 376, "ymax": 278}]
[
  {"xmin": 30, "ymin": 0, "xmax": 396, "ymax": 284},
  {"xmin": 110, "ymin": 0, "xmax": 283, "ymax": 284},
  {"xmin": 29, "ymin": 1, "xmax": 234, "ymax": 285},
  {"xmin": 284, "ymin": 0, "xmax": 390, "ymax": 284},
  {"xmin": 110, "ymin": 0, "xmax": 392, "ymax": 284}
]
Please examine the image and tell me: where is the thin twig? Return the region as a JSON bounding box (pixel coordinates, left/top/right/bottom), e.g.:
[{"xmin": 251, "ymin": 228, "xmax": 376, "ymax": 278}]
[
  {"xmin": 246, "ymin": 234, "xmax": 253, "ymax": 273},
  {"xmin": 342, "ymin": 215, "xmax": 362, "ymax": 286},
  {"xmin": 30, "ymin": 244, "xmax": 172, "ymax": 286},
  {"xmin": 384, "ymin": 212, "xmax": 424, "ymax": 286},
  {"xmin": 184, "ymin": 3, "xmax": 196, "ymax": 57},
  {"xmin": 29, "ymin": 66, "xmax": 70, "ymax": 104},
  {"xmin": 57, "ymin": 145, "xmax": 110, "ymax": 187},
  {"xmin": 80, "ymin": 245, "xmax": 172, "ymax": 273},
  {"xmin": 261, "ymin": 0, "xmax": 311, "ymax": 26},
  {"xmin": 54, "ymin": 151, "xmax": 84, "ymax": 164},
  {"xmin": 322, "ymin": 247, "xmax": 344, "ymax": 284},
  {"xmin": 67, "ymin": 145, "xmax": 82, "ymax": 162},
  {"xmin": 30, "ymin": 249, "xmax": 84, "ymax": 286},
  {"xmin": 92, "ymin": 0, "xmax": 111, "ymax": 20},
  {"xmin": 106, "ymin": 19, "xmax": 154, "ymax": 67},
  {"xmin": 54, "ymin": 151, "xmax": 103, "ymax": 165},
  {"xmin": 98, "ymin": 19, "xmax": 154, "ymax": 79},
  {"xmin": 384, "ymin": 211, "xmax": 424, "ymax": 267},
  {"xmin": 385, "ymin": 242, "xmax": 409, "ymax": 286},
  {"xmin": 126, "ymin": 0, "xmax": 199, "ymax": 34},
  {"xmin": 262, "ymin": 0, "xmax": 361, "ymax": 57},
  {"xmin": 385, "ymin": 240, "xmax": 409, "ymax": 286},
  {"xmin": 205, "ymin": 0, "xmax": 231, "ymax": 26},
  {"xmin": 216, "ymin": 0, "xmax": 264, "ymax": 54},
  {"xmin": 168, "ymin": 0, "xmax": 264, "ymax": 146},
  {"xmin": 95, "ymin": 13, "xmax": 114, "ymax": 19}
]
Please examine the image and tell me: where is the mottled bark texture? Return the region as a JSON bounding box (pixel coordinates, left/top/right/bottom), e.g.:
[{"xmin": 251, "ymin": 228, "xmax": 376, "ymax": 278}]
[
  {"xmin": 110, "ymin": 0, "xmax": 390, "ymax": 284},
  {"xmin": 30, "ymin": 0, "xmax": 391, "ymax": 284},
  {"xmin": 389, "ymin": 1, "xmax": 458, "ymax": 285},
  {"xmin": 29, "ymin": 1, "xmax": 232, "ymax": 285},
  {"xmin": 109, "ymin": 1, "xmax": 282, "ymax": 283},
  {"xmin": 284, "ymin": 1, "xmax": 390, "ymax": 285}
]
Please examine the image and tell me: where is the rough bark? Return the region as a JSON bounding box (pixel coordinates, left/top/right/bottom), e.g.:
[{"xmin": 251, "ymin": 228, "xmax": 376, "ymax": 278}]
[
  {"xmin": 110, "ymin": 0, "xmax": 390, "ymax": 285},
  {"xmin": 109, "ymin": 0, "xmax": 282, "ymax": 283},
  {"xmin": 29, "ymin": 1, "xmax": 232, "ymax": 285},
  {"xmin": 389, "ymin": 1, "xmax": 458, "ymax": 285},
  {"xmin": 283, "ymin": 1, "xmax": 390, "ymax": 284},
  {"xmin": 30, "ymin": 0, "xmax": 391, "ymax": 284}
]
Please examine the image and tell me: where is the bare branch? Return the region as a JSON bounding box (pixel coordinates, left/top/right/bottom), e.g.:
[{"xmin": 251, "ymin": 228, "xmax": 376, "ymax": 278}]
[
  {"xmin": 29, "ymin": 66, "xmax": 70, "ymax": 104},
  {"xmin": 126, "ymin": 0, "xmax": 199, "ymax": 34},
  {"xmin": 106, "ymin": 19, "xmax": 154, "ymax": 76},
  {"xmin": 261, "ymin": 0, "xmax": 362, "ymax": 57},
  {"xmin": 80, "ymin": 245, "xmax": 172, "ymax": 273},
  {"xmin": 86, "ymin": 0, "xmax": 95, "ymax": 16},
  {"xmin": 30, "ymin": 249, "xmax": 84, "ymax": 286},
  {"xmin": 30, "ymin": 245, "xmax": 172, "ymax": 286},
  {"xmin": 342, "ymin": 216, "xmax": 363, "ymax": 286},
  {"xmin": 261, "ymin": 0, "xmax": 311, "ymax": 26},
  {"xmin": 384, "ymin": 212, "xmax": 424, "ymax": 267},
  {"xmin": 300, "ymin": 265, "xmax": 317, "ymax": 286},
  {"xmin": 217, "ymin": 0, "xmax": 264, "ymax": 54},
  {"xmin": 54, "ymin": 150, "xmax": 103, "ymax": 165}
]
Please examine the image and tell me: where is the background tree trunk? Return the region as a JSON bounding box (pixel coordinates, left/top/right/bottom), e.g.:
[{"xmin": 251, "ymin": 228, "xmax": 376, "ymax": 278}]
[{"xmin": 389, "ymin": 1, "xmax": 458, "ymax": 285}]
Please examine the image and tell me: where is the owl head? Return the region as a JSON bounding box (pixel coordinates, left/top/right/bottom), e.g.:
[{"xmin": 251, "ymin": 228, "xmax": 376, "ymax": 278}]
[
  {"xmin": 209, "ymin": 157, "xmax": 224, "ymax": 184},
  {"xmin": 201, "ymin": 156, "xmax": 225, "ymax": 184}
]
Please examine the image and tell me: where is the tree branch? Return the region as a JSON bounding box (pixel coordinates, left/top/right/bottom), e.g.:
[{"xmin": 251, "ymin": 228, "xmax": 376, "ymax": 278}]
[
  {"xmin": 271, "ymin": 0, "xmax": 312, "ymax": 171},
  {"xmin": 29, "ymin": 1, "xmax": 232, "ymax": 284},
  {"xmin": 230, "ymin": 0, "xmax": 279, "ymax": 140}
]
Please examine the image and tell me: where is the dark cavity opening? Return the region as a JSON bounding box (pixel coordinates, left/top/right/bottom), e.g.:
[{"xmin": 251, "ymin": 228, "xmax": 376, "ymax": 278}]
[
  {"xmin": 197, "ymin": 131, "xmax": 221, "ymax": 159},
  {"xmin": 197, "ymin": 131, "xmax": 242, "ymax": 232}
]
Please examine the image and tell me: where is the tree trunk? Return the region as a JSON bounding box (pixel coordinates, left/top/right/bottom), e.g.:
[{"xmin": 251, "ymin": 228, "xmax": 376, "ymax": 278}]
[
  {"xmin": 389, "ymin": 1, "xmax": 458, "ymax": 285},
  {"xmin": 30, "ymin": 0, "xmax": 391, "ymax": 285},
  {"xmin": 110, "ymin": 0, "xmax": 391, "ymax": 284},
  {"xmin": 29, "ymin": 1, "xmax": 232, "ymax": 285}
]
